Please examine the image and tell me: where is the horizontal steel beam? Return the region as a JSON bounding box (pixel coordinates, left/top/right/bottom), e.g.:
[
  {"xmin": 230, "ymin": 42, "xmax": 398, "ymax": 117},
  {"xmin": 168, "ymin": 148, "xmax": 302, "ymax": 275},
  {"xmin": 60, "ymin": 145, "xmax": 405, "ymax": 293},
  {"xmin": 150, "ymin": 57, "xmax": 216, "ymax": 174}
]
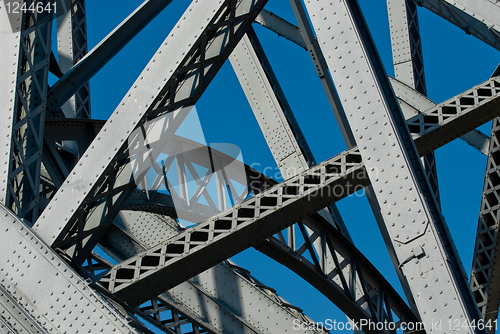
[
  {"xmin": 390, "ymin": 76, "xmax": 490, "ymax": 154},
  {"xmin": 409, "ymin": 77, "xmax": 500, "ymax": 156}
]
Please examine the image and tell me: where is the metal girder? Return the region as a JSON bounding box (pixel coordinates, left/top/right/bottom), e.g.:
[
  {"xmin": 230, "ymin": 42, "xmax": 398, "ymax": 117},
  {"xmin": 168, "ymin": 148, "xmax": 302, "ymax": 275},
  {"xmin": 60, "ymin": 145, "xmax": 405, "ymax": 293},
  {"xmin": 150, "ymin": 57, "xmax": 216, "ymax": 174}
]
[
  {"xmin": 0, "ymin": 203, "xmax": 141, "ymax": 333},
  {"xmin": 471, "ymin": 116, "xmax": 500, "ymax": 329},
  {"xmin": 5, "ymin": 3, "xmax": 53, "ymax": 225},
  {"xmin": 256, "ymin": 6, "xmax": 356, "ymax": 148},
  {"xmin": 0, "ymin": 277, "xmax": 52, "ymax": 334},
  {"xmin": 254, "ymin": 9, "xmax": 305, "ymax": 47},
  {"xmin": 409, "ymin": 77, "xmax": 500, "ymax": 156},
  {"xmin": 229, "ymin": 29, "xmax": 346, "ymax": 230},
  {"xmin": 96, "ymin": 74, "xmax": 500, "ymax": 308},
  {"xmin": 82, "ymin": 247, "xmax": 216, "ymax": 334},
  {"xmin": 0, "ymin": 4, "xmax": 21, "ymax": 206},
  {"xmin": 46, "ymin": 0, "xmax": 174, "ymax": 113},
  {"xmin": 56, "ymin": 0, "xmax": 91, "ymax": 118},
  {"xmin": 254, "ymin": 9, "xmax": 491, "ymax": 155},
  {"xmin": 304, "ymin": 0, "xmax": 483, "ymax": 329},
  {"xmin": 390, "ymin": 76, "xmax": 491, "ymax": 155},
  {"xmin": 0, "ymin": 281, "xmax": 50, "ymax": 334},
  {"xmin": 33, "ymin": 0, "xmax": 269, "ymax": 264},
  {"xmin": 387, "ymin": 0, "xmax": 441, "ymax": 209},
  {"xmin": 100, "ymin": 211, "xmax": 327, "ymax": 334},
  {"xmin": 411, "ymin": 0, "xmax": 500, "ymax": 51},
  {"xmin": 288, "ymin": 0, "xmax": 356, "ymax": 147},
  {"xmin": 388, "ymin": 0, "xmax": 427, "ymax": 94},
  {"xmin": 230, "ymin": 29, "xmax": 314, "ymax": 177},
  {"xmin": 99, "ymin": 147, "xmax": 369, "ymax": 306},
  {"xmin": 255, "ymin": 214, "xmax": 419, "ymax": 333}
]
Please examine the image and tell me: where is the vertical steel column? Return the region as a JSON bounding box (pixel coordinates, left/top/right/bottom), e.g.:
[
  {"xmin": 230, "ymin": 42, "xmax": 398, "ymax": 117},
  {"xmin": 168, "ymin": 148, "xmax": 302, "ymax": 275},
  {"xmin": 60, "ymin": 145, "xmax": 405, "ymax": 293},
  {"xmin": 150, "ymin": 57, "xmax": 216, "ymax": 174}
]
[
  {"xmin": 0, "ymin": 3, "xmax": 21, "ymax": 206},
  {"xmin": 304, "ymin": 0, "xmax": 483, "ymax": 329},
  {"xmin": 5, "ymin": 1, "xmax": 53, "ymax": 224},
  {"xmin": 387, "ymin": 0, "xmax": 440, "ymax": 206},
  {"xmin": 289, "ymin": 0, "xmax": 356, "ymax": 147},
  {"xmin": 471, "ymin": 117, "xmax": 500, "ymax": 329},
  {"xmin": 57, "ymin": 0, "xmax": 91, "ymax": 118},
  {"xmin": 388, "ymin": 0, "xmax": 426, "ymax": 94}
]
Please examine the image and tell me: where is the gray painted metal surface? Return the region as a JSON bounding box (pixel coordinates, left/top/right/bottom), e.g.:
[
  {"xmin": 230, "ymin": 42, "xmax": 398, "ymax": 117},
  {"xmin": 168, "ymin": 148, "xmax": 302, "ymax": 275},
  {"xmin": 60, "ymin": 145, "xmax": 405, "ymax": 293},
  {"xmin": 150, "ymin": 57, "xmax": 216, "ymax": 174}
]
[
  {"xmin": 388, "ymin": 0, "xmax": 427, "ymax": 94},
  {"xmin": 388, "ymin": 0, "xmax": 441, "ymax": 212},
  {"xmin": 471, "ymin": 116, "xmax": 500, "ymax": 329},
  {"xmin": 102, "ymin": 210, "xmax": 325, "ymax": 334},
  {"xmin": 411, "ymin": 0, "xmax": 500, "ymax": 51},
  {"xmin": 390, "ymin": 76, "xmax": 490, "ymax": 154},
  {"xmin": 0, "ymin": 203, "xmax": 140, "ymax": 333},
  {"xmin": 1, "ymin": 0, "xmax": 500, "ymax": 333},
  {"xmin": 98, "ymin": 89, "xmax": 498, "ymax": 306},
  {"xmin": 5, "ymin": 5, "xmax": 53, "ymax": 224},
  {"xmin": 34, "ymin": 0, "xmax": 268, "ymax": 263},
  {"xmin": 304, "ymin": 0, "xmax": 483, "ymax": 329},
  {"xmin": 0, "ymin": 4, "xmax": 20, "ymax": 206},
  {"xmin": 56, "ymin": 0, "xmax": 91, "ymax": 119}
]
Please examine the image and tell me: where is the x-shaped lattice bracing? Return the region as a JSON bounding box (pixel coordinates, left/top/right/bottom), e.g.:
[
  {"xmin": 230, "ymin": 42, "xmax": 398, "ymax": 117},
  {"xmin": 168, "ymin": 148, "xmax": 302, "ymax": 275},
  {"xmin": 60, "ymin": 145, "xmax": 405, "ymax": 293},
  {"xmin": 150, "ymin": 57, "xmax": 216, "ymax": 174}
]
[
  {"xmin": 99, "ymin": 148, "xmax": 368, "ymax": 306},
  {"xmin": 33, "ymin": 0, "xmax": 269, "ymax": 264},
  {"xmin": 100, "ymin": 73, "xmax": 500, "ymax": 308}
]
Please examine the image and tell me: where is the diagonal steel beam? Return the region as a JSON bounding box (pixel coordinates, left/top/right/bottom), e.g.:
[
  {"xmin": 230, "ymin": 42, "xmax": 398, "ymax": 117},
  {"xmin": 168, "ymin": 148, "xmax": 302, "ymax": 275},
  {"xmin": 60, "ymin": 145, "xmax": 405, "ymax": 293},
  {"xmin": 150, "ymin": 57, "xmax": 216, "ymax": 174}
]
[
  {"xmin": 255, "ymin": 8, "xmax": 490, "ymax": 155},
  {"xmin": 100, "ymin": 211, "xmax": 328, "ymax": 334},
  {"xmin": 98, "ymin": 78, "xmax": 500, "ymax": 307},
  {"xmin": 288, "ymin": 0, "xmax": 356, "ymax": 147},
  {"xmin": 229, "ymin": 29, "xmax": 348, "ymax": 231},
  {"xmin": 0, "ymin": 5, "xmax": 21, "ymax": 207},
  {"xmin": 46, "ymin": 0, "xmax": 174, "ymax": 113},
  {"xmin": 0, "ymin": 202, "xmax": 142, "ymax": 333},
  {"xmin": 100, "ymin": 147, "xmax": 369, "ymax": 307},
  {"xmin": 5, "ymin": 3, "xmax": 53, "ymax": 224},
  {"xmin": 387, "ymin": 0, "xmax": 441, "ymax": 209},
  {"xmin": 56, "ymin": 0, "xmax": 91, "ymax": 118},
  {"xmin": 305, "ymin": 0, "xmax": 483, "ymax": 328},
  {"xmin": 410, "ymin": 0, "xmax": 500, "ymax": 51},
  {"xmin": 388, "ymin": 0, "xmax": 427, "ymax": 94},
  {"xmin": 33, "ymin": 0, "xmax": 269, "ymax": 264},
  {"xmin": 470, "ymin": 118, "xmax": 500, "ymax": 330}
]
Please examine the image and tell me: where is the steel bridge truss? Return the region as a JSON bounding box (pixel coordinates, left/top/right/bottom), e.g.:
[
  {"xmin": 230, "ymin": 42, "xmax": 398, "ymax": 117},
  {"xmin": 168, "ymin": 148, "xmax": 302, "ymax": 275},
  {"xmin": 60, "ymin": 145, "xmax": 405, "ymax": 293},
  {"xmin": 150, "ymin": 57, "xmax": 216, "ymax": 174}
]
[{"xmin": 1, "ymin": 0, "xmax": 500, "ymax": 333}]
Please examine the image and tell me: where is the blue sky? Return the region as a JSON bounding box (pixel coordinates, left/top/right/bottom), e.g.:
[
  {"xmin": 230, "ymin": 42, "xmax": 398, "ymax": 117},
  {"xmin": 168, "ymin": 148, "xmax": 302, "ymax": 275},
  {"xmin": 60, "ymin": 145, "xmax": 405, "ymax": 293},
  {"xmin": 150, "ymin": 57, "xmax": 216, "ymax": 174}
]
[{"xmin": 80, "ymin": 0, "xmax": 500, "ymax": 330}]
